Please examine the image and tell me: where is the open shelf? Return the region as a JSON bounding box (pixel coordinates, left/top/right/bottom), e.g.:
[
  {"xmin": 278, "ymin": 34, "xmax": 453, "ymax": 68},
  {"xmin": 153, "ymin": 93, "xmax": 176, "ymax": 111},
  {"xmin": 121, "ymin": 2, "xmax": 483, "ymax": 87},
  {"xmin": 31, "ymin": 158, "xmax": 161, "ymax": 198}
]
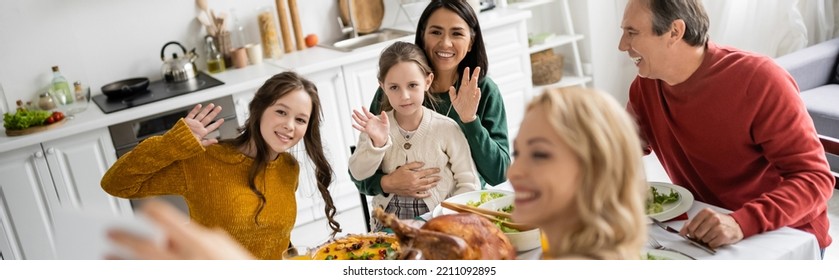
[
  {"xmin": 508, "ymin": 0, "xmax": 555, "ymax": 10},
  {"xmin": 528, "ymin": 34, "xmax": 584, "ymax": 54},
  {"xmin": 532, "ymin": 74, "xmax": 592, "ymax": 93}
]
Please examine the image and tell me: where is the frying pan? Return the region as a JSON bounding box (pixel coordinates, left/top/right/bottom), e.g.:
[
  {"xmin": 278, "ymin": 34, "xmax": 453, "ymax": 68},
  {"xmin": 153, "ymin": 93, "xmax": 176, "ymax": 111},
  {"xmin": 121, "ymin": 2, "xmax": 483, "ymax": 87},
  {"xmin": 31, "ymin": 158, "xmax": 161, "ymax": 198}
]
[{"xmin": 101, "ymin": 78, "xmax": 149, "ymax": 99}]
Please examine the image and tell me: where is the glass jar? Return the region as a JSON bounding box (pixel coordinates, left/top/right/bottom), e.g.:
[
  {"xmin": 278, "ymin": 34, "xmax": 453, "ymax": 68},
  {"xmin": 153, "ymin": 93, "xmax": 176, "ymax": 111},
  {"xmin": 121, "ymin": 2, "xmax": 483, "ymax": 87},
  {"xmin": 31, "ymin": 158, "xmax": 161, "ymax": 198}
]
[
  {"xmin": 229, "ymin": 8, "xmax": 247, "ymax": 49},
  {"xmin": 51, "ymin": 66, "xmax": 73, "ymax": 105},
  {"xmin": 205, "ymin": 35, "xmax": 226, "ymax": 74},
  {"xmin": 257, "ymin": 6, "xmax": 282, "ymax": 59},
  {"xmin": 38, "ymin": 92, "xmax": 56, "ymax": 110}
]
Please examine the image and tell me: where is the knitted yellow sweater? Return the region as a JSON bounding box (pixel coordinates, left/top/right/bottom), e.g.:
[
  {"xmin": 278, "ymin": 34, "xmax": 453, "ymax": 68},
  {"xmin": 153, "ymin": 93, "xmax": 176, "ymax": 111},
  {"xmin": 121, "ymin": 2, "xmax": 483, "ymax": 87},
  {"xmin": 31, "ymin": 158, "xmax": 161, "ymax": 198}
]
[{"xmin": 101, "ymin": 119, "xmax": 299, "ymax": 260}]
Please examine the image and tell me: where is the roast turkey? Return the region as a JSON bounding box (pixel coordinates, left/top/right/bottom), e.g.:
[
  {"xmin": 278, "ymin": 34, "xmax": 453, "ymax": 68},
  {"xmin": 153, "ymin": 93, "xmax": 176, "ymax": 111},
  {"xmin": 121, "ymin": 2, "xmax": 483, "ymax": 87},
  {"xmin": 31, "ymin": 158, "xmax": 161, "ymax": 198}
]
[{"xmin": 373, "ymin": 208, "xmax": 516, "ymax": 260}]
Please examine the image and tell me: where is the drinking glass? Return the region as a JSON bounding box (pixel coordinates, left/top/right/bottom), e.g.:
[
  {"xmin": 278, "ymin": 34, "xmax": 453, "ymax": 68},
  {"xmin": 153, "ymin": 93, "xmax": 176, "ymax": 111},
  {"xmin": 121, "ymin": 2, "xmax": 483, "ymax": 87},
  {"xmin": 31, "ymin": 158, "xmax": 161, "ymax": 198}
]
[
  {"xmin": 282, "ymin": 246, "xmax": 313, "ymax": 260},
  {"xmin": 67, "ymin": 85, "xmax": 91, "ymax": 115}
]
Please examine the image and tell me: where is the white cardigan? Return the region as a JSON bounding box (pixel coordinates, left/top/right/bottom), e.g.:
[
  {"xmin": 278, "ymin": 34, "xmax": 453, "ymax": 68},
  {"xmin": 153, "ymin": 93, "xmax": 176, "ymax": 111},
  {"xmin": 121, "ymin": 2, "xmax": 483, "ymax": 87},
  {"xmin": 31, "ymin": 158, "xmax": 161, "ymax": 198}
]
[{"xmin": 349, "ymin": 107, "xmax": 479, "ymax": 216}]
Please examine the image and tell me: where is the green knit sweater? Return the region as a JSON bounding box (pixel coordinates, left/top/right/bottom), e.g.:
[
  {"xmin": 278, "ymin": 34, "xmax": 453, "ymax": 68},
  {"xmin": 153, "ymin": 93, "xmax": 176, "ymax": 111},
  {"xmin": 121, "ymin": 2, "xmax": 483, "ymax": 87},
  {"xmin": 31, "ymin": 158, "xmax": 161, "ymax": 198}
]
[
  {"xmin": 352, "ymin": 77, "xmax": 510, "ymax": 195},
  {"xmin": 101, "ymin": 119, "xmax": 299, "ymax": 260}
]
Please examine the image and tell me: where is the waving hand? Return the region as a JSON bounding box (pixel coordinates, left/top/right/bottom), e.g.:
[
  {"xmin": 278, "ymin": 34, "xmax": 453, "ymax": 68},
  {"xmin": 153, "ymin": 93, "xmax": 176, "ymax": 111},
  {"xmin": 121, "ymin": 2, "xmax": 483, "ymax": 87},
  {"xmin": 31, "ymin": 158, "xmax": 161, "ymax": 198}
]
[
  {"xmin": 448, "ymin": 66, "xmax": 482, "ymax": 123},
  {"xmin": 351, "ymin": 106, "xmax": 390, "ymax": 147},
  {"xmin": 184, "ymin": 103, "xmax": 225, "ymax": 147}
]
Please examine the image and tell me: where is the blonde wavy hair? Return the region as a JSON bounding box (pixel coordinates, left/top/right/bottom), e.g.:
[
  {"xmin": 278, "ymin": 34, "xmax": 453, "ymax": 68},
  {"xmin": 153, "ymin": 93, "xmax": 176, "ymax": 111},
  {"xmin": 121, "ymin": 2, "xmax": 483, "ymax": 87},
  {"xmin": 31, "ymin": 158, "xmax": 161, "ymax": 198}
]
[{"xmin": 529, "ymin": 87, "xmax": 647, "ymax": 260}]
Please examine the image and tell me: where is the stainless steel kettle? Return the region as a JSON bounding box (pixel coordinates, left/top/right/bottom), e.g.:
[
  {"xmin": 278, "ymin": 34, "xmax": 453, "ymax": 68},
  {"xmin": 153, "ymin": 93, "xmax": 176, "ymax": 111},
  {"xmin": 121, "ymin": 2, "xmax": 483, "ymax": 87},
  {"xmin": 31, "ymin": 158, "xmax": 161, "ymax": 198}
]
[{"xmin": 160, "ymin": 41, "xmax": 198, "ymax": 83}]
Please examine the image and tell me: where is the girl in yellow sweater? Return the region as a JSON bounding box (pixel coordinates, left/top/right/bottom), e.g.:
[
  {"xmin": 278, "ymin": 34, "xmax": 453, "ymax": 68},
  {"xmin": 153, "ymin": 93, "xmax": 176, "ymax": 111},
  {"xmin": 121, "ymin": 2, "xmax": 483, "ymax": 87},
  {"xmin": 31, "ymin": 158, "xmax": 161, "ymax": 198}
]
[{"xmin": 101, "ymin": 72, "xmax": 341, "ymax": 259}]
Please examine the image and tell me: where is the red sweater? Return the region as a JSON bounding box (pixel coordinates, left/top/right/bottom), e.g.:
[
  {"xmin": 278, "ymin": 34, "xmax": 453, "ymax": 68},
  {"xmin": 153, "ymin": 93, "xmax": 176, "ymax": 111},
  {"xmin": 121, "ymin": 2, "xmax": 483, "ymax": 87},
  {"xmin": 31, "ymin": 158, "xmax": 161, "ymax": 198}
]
[{"xmin": 628, "ymin": 42, "xmax": 834, "ymax": 248}]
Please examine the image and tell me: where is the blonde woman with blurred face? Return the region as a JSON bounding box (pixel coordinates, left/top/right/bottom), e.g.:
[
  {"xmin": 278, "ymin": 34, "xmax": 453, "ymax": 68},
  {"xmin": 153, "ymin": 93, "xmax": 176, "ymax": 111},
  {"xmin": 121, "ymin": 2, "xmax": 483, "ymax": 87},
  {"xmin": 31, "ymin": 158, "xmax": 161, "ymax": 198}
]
[{"xmin": 508, "ymin": 87, "xmax": 647, "ymax": 260}]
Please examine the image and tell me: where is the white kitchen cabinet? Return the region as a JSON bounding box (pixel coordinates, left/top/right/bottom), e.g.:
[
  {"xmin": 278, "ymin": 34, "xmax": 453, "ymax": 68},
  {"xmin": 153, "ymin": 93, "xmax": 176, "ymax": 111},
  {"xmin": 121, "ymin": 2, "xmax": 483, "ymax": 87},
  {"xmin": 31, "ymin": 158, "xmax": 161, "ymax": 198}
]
[
  {"xmin": 481, "ymin": 12, "xmax": 534, "ymax": 136},
  {"xmin": 339, "ymin": 58, "xmax": 383, "ymax": 224},
  {"xmin": 303, "ymin": 68, "xmax": 360, "ymax": 219},
  {"xmin": 0, "ymin": 217, "xmax": 9, "ymax": 259},
  {"xmin": 0, "ymin": 128, "xmax": 131, "ymax": 259},
  {"xmin": 341, "ymin": 58, "xmax": 381, "ymax": 144},
  {"xmin": 42, "ymin": 128, "xmax": 133, "ymax": 216},
  {"xmin": 0, "ymin": 144, "xmax": 55, "ymax": 259},
  {"xmin": 0, "ymin": 206, "xmax": 12, "ymax": 259}
]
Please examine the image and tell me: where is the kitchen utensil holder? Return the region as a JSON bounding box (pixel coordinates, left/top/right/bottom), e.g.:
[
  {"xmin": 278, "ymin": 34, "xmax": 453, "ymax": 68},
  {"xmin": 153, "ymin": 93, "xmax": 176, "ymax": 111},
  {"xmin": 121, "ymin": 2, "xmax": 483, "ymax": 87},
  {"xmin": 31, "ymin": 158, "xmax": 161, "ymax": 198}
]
[{"xmin": 215, "ymin": 30, "xmax": 233, "ymax": 67}]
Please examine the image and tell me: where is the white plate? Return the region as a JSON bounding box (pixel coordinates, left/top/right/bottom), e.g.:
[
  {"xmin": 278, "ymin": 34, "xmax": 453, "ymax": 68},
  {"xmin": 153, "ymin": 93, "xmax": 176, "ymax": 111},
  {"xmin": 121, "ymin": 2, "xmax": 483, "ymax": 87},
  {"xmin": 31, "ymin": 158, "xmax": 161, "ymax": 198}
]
[
  {"xmin": 642, "ymin": 249, "xmax": 694, "ymax": 260},
  {"xmin": 647, "ymin": 182, "xmax": 694, "ymax": 223},
  {"xmin": 431, "ymin": 189, "xmax": 514, "ymax": 218}
]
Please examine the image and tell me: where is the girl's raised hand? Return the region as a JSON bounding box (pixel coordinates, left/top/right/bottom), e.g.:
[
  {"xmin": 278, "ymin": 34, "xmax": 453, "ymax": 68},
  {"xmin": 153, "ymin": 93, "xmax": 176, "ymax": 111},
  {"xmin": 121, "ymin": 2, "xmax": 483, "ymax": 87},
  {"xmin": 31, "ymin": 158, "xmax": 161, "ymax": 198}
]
[
  {"xmin": 448, "ymin": 66, "xmax": 482, "ymax": 123},
  {"xmin": 184, "ymin": 103, "xmax": 225, "ymax": 147},
  {"xmin": 351, "ymin": 106, "xmax": 390, "ymax": 147}
]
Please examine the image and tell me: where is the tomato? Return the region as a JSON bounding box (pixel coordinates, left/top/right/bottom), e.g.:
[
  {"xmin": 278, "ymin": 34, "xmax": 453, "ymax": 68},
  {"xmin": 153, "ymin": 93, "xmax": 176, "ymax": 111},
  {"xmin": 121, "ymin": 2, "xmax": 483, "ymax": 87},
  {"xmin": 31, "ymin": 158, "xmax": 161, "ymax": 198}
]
[
  {"xmin": 45, "ymin": 116, "xmax": 55, "ymax": 124},
  {"xmin": 51, "ymin": 111, "xmax": 64, "ymax": 121},
  {"xmin": 305, "ymin": 34, "xmax": 318, "ymax": 48}
]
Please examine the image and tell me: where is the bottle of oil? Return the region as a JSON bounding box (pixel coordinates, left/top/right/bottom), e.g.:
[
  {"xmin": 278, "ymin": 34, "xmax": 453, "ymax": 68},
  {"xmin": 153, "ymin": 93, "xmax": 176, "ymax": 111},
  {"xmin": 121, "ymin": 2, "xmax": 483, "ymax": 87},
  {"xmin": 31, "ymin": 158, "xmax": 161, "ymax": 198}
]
[
  {"xmin": 50, "ymin": 66, "xmax": 73, "ymax": 105},
  {"xmin": 205, "ymin": 35, "xmax": 226, "ymax": 74}
]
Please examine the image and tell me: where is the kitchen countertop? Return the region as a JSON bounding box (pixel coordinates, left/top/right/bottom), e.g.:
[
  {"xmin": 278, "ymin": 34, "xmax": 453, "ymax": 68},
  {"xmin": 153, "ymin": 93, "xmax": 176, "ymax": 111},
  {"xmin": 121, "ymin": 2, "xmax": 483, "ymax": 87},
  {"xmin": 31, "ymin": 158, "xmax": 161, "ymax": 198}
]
[
  {"xmin": 0, "ymin": 63, "xmax": 288, "ymax": 153},
  {"xmin": 0, "ymin": 7, "xmax": 530, "ymax": 154}
]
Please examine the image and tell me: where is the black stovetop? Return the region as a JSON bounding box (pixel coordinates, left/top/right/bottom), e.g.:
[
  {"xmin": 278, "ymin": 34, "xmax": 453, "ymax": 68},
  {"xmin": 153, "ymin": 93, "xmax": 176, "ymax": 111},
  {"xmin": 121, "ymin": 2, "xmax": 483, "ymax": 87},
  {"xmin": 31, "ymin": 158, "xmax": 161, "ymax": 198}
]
[{"xmin": 93, "ymin": 72, "xmax": 224, "ymax": 114}]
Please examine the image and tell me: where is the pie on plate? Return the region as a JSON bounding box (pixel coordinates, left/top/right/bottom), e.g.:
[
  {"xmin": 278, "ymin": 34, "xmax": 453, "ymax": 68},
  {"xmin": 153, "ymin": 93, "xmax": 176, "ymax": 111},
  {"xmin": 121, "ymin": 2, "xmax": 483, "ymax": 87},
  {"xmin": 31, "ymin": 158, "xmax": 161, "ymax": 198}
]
[{"xmin": 312, "ymin": 233, "xmax": 401, "ymax": 260}]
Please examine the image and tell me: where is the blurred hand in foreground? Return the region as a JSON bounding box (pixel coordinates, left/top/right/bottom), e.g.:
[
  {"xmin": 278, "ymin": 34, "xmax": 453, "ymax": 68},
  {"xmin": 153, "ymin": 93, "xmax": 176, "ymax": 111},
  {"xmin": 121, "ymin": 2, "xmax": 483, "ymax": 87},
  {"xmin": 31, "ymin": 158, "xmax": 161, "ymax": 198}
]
[{"xmin": 108, "ymin": 200, "xmax": 254, "ymax": 260}]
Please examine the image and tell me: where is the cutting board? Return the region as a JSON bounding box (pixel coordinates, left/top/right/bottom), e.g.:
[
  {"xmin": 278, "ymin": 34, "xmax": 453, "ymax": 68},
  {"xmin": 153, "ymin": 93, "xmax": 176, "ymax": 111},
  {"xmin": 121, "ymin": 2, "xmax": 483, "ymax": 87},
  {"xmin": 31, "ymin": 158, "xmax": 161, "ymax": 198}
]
[
  {"xmin": 339, "ymin": 0, "xmax": 384, "ymax": 34},
  {"xmin": 5, "ymin": 118, "xmax": 66, "ymax": 137}
]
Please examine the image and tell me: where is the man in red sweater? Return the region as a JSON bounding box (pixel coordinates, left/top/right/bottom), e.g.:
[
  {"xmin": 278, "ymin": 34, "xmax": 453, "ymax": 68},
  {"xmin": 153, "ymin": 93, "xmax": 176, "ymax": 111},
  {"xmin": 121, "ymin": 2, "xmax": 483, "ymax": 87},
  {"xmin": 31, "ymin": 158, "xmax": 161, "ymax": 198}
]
[{"xmin": 619, "ymin": 0, "xmax": 834, "ymax": 253}]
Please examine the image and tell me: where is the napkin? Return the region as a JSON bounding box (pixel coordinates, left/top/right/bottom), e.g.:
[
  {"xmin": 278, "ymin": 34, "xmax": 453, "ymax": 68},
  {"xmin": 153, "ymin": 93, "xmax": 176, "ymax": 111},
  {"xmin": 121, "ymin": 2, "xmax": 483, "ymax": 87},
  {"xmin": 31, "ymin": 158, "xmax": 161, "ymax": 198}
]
[{"xmin": 665, "ymin": 213, "xmax": 689, "ymax": 222}]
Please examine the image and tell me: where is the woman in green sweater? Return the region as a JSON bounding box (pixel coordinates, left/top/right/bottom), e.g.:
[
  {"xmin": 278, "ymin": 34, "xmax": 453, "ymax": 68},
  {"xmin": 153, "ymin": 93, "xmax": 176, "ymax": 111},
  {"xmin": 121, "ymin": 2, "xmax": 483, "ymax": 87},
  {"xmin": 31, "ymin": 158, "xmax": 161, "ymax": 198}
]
[
  {"xmin": 354, "ymin": 0, "xmax": 510, "ymax": 198},
  {"xmin": 101, "ymin": 72, "xmax": 341, "ymax": 259}
]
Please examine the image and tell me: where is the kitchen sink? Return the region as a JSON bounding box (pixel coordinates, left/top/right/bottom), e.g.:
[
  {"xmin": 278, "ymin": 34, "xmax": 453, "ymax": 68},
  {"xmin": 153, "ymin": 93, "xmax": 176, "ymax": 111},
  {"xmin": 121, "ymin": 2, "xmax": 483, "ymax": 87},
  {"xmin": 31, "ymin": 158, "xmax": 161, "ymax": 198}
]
[{"xmin": 321, "ymin": 29, "xmax": 415, "ymax": 52}]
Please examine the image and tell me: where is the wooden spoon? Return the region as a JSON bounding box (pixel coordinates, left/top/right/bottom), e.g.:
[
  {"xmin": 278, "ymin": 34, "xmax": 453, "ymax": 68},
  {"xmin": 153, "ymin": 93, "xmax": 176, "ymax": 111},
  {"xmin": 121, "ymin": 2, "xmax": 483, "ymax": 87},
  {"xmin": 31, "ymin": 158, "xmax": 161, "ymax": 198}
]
[{"xmin": 196, "ymin": 0, "xmax": 209, "ymax": 13}]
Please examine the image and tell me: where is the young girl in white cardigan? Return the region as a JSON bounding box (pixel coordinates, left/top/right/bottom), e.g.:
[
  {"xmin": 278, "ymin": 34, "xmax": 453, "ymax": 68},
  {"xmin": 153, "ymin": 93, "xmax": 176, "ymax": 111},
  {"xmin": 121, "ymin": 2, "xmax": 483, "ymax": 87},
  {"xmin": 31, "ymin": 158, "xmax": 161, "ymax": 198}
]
[{"xmin": 349, "ymin": 42, "xmax": 479, "ymax": 231}]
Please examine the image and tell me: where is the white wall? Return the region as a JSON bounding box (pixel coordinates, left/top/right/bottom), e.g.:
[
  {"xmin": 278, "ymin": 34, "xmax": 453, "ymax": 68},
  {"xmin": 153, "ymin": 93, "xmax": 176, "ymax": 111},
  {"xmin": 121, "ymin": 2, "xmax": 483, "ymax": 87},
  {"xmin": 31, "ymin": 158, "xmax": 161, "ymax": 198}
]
[
  {"xmin": 583, "ymin": 0, "xmax": 636, "ymax": 105},
  {"xmin": 0, "ymin": 0, "xmax": 411, "ymax": 108},
  {"xmin": 556, "ymin": 0, "xmax": 635, "ymax": 106}
]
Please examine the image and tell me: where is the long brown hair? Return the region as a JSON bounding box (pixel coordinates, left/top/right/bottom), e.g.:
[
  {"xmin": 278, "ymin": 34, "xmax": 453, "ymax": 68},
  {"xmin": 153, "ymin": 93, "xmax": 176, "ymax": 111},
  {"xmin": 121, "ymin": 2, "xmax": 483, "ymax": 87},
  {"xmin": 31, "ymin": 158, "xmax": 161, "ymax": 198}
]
[
  {"xmin": 377, "ymin": 41, "xmax": 437, "ymax": 111},
  {"xmin": 224, "ymin": 72, "xmax": 341, "ymax": 234}
]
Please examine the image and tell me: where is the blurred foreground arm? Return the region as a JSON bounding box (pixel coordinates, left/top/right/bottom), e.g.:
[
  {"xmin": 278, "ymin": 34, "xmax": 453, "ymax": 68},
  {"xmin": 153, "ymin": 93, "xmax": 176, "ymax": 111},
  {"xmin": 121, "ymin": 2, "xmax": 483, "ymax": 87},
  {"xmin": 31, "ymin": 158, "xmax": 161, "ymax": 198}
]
[{"xmin": 108, "ymin": 200, "xmax": 254, "ymax": 260}]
